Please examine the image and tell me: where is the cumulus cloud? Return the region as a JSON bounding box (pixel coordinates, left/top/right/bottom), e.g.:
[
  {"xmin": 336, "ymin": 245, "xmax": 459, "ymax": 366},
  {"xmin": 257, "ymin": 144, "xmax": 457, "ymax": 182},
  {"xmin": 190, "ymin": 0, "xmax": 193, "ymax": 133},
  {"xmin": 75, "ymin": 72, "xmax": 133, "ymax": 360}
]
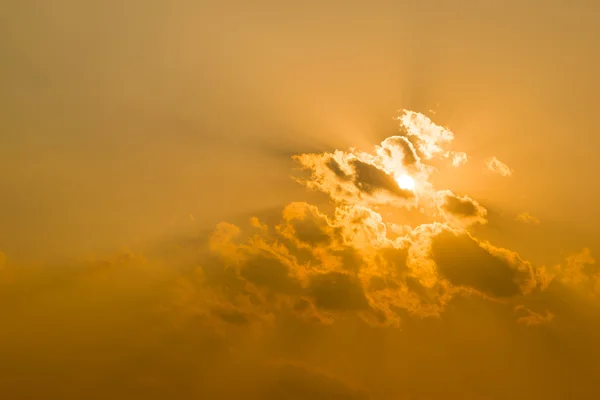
[
  {"xmin": 237, "ymin": 112, "xmax": 596, "ymax": 328},
  {"xmin": 436, "ymin": 190, "xmax": 487, "ymax": 226},
  {"xmin": 308, "ymin": 272, "xmax": 370, "ymax": 312},
  {"xmin": 294, "ymin": 110, "xmax": 481, "ymax": 212},
  {"xmin": 202, "ymin": 203, "xmax": 404, "ymax": 326},
  {"xmin": 485, "ymin": 156, "xmax": 514, "ymax": 176},
  {"xmin": 279, "ymin": 202, "xmax": 337, "ymax": 247},
  {"xmin": 186, "ymin": 200, "xmax": 549, "ymax": 329},
  {"xmin": 399, "ymin": 110, "xmax": 455, "ymax": 159},
  {"xmin": 398, "ymin": 110, "xmax": 468, "ymax": 165},
  {"xmin": 430, "ymin": 230, "xmax": 536, "ymax": 298},
  {"xmin": 293, "ymin": 152, "xmax": 415, "ymax": 208},
  {"xmin": 378, "ymin": 136, "xmax": 421, "ymax": 168}
]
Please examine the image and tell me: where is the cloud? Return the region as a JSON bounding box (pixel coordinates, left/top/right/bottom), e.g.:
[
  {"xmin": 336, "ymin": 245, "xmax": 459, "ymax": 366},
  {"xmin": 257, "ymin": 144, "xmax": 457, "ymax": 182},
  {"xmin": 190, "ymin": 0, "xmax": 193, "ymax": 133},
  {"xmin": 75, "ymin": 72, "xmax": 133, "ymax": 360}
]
[
  {"xmin": 200, "ymin": 204, "xmax": 400, "ymax": 325},
  {"xmin": 399, "ymin": 110, "xmax": 455, "ymax": 159},
  {"xmin": 195, "ymin": 197, "xmax": 559, "ymax": 327},
  {"xmin": 240, "ymin": 254, "xmax": 303, "ymax": 295},
  {"xmin": 4, "ymin": 231, "xmax": 597, "ymax": 398},
  {"xmin": 349, "ymin": 159, "xmax": 414, "ymax": 198},
  {"xmin": 485, "ymin": 156, "xmax": 514, "ymax": 176},
  {"xmin": 437, "ymin": 190, "xmax": 487, "ymax": 226},
  {"xmin": 558, "ymin": 248, "xmax": 598, "ymax": 295},
  {"xmin": 325, "ymin": 157, "xmax": 351, "ymax": 181},
  {"xmin": 308, "ymin": 272, "xmax": 370, "ymax": 311},
  {"xmin": 293, "ymin": 151, "xmax": 415, "ymax": 208},
  {"xmin": 516, "ymin": 212, "xmax": 540, "ymax": 224},
  {"xmin": 521, "ymin": 248, "xmax": 599, "ymax": 296},
  {"xmin": 377, "ymin": 136, "xmax": 421, "ymax": 168},
  {"xmin": 515, "ymin": 305, "xmax": 554, "ymax": 326},
  {"xmin": 430, "ymin": 230, "xmax": 536, "ymax": 298},
  {"xmin": 279, "ymin": 202, "xmax": 337, "ymax": 247},
  {"xmin": 293, "ymin": 111, "xmax": 474, "ymax": 210},
  {"xmin": 451, "ymin": 151, "xmax": 468, "ymax": 167},
  {"xmin": 398, "ymin": 110, "xmax": 468, "ymax": 165},
  {"xmin": 210, "ymin": 108, "xmax": 598, "ymax": 330}
]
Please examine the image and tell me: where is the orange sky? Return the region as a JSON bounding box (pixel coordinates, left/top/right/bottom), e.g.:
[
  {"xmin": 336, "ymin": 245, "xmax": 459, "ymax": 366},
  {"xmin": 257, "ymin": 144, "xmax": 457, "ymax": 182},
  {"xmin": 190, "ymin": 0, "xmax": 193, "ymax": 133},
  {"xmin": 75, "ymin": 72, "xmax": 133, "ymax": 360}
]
[{"xmin": 1, "ymin": 1, "xmax": 600, "ymax": 399}]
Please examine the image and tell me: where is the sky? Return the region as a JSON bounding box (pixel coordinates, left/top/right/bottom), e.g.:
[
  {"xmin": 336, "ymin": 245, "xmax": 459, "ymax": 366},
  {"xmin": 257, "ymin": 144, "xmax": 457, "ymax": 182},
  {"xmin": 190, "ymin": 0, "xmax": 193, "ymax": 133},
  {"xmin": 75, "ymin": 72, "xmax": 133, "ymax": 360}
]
[{"xmin": 1, "ymin": 1, "xmax": 600, "ymax": 399}]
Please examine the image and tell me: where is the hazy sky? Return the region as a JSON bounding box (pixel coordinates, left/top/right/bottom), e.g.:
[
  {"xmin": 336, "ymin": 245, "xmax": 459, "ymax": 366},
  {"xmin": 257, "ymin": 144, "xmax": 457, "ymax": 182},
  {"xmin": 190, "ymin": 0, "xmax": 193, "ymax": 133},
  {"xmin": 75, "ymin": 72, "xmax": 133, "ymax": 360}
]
[{"xmin": 2, "ymin": 1, "xmax": 600, "ymax": 399}]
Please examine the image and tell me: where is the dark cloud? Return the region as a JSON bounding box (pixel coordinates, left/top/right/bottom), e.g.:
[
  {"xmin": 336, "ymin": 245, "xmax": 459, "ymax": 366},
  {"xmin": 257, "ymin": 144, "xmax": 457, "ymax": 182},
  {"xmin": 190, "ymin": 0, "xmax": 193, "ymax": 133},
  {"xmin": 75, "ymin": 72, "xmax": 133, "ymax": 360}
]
[
  {"xmin": 292, "ymin": 218, "xmax": 332, "ymax": 246},
  {"xmin": 332, "ymin": 247, "xmax": 363, "ymax": 273},
  {"xmin": 437, "ymin": 190, "xmax": 487, "ymax": 226},
  {"xmin": 405, "ymin": 276, "xmax": 444, "ymax": 305},
  {"xmin": 349, "ymin": 159, "xmax": 412, "ymax": 198},
  {"xmin": 277, "ymin": 236, "xmax": 318, "ymax": 266},
  {"xmin": 431, "ymin": 231, "xmax": 527, "ymax": 298},
  {"xmin": 241, "ymin": 254, "xmax": 302, "ymax": 295},
  {"xmin": 326, "ymin": 157, "xmax": 350, "ymax": 180},
  {"xmin": 309, "ymin": 272, "xmax": 370, "ymax": 311},
  {"xmin": 201, "ymin": 254, "xmax": 248, "ymax": 291},
  {"xmin": 443, "ymin": 194, "xmax": 479, "ymax": 217},
  {"xmin": 369, "ymin": 275, "xmax": 399, "ymax": 292},
  {"xmin": 378, "ymin": 247, "xmax": 409, "ymax": 273},
  {"xmin": 283, "ymin": 205, "xmax": 334, "ymax": 247}
]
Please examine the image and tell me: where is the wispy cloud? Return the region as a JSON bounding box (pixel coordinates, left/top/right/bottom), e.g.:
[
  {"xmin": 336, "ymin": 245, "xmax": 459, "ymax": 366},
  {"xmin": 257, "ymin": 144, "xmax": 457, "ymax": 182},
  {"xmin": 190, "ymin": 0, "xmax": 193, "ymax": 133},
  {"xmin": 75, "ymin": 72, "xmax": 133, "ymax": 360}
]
[{"xmin": 485, "ymin": 156, "xmax": 514, "ymax": 176}]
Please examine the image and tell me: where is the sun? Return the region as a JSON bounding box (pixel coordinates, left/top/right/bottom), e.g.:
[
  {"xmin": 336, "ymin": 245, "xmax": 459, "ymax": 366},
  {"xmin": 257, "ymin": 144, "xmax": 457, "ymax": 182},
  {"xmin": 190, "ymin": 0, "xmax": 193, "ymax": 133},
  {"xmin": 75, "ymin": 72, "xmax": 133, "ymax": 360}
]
[{"xmin": 396, "ymin": 174, "xmax": 415, "ymax": 191}]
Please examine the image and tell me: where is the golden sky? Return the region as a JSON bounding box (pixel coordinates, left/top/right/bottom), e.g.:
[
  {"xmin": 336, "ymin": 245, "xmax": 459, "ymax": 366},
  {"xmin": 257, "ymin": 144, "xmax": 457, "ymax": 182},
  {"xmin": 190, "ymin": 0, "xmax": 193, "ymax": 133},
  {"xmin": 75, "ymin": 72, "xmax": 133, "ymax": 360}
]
[{"xmin": 2, "ymin": 1, "xmax": 600, "ymax": 399}]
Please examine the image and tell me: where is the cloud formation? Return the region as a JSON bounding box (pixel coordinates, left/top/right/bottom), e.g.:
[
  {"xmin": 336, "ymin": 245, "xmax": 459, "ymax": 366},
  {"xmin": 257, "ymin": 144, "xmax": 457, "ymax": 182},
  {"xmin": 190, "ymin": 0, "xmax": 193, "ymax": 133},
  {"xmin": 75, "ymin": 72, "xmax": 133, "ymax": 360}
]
[
  {"xmin": 485, "ymin": 156, "xmax": 514, "ymax": 176},
  {"xmin": 399, "ymin": 111, "xmax": 465, "ymax": 163},
  {"xmin": 430, "ymin": 230, "xmax": 535, "ymax": 298},
  {"xmin": 166, "ymin": 110, "xmax": 590, "ymax": 331},
  {"xmin": 294, "ymin": 110, "xmax": 478, "ymax": 222},
  {"xmin": 515, "ymin": 305, "xmax": 554, "ymax": 326},
  {"xmin": 2, "ymin": 110, "xmax": 599, "ymax": 399},
  {"xmin": 437, "ymin": 190, "xmax": 487, "ymax": 226}
]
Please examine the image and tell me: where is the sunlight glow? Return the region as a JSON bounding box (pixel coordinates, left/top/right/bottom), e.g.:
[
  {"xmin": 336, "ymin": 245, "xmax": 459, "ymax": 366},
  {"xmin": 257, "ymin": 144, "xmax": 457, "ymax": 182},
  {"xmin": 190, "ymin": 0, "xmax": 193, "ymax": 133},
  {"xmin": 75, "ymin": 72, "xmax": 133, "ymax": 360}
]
[{"xmin": 396, "ymin": 174, "xmax": 415, "ymax": 191}]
